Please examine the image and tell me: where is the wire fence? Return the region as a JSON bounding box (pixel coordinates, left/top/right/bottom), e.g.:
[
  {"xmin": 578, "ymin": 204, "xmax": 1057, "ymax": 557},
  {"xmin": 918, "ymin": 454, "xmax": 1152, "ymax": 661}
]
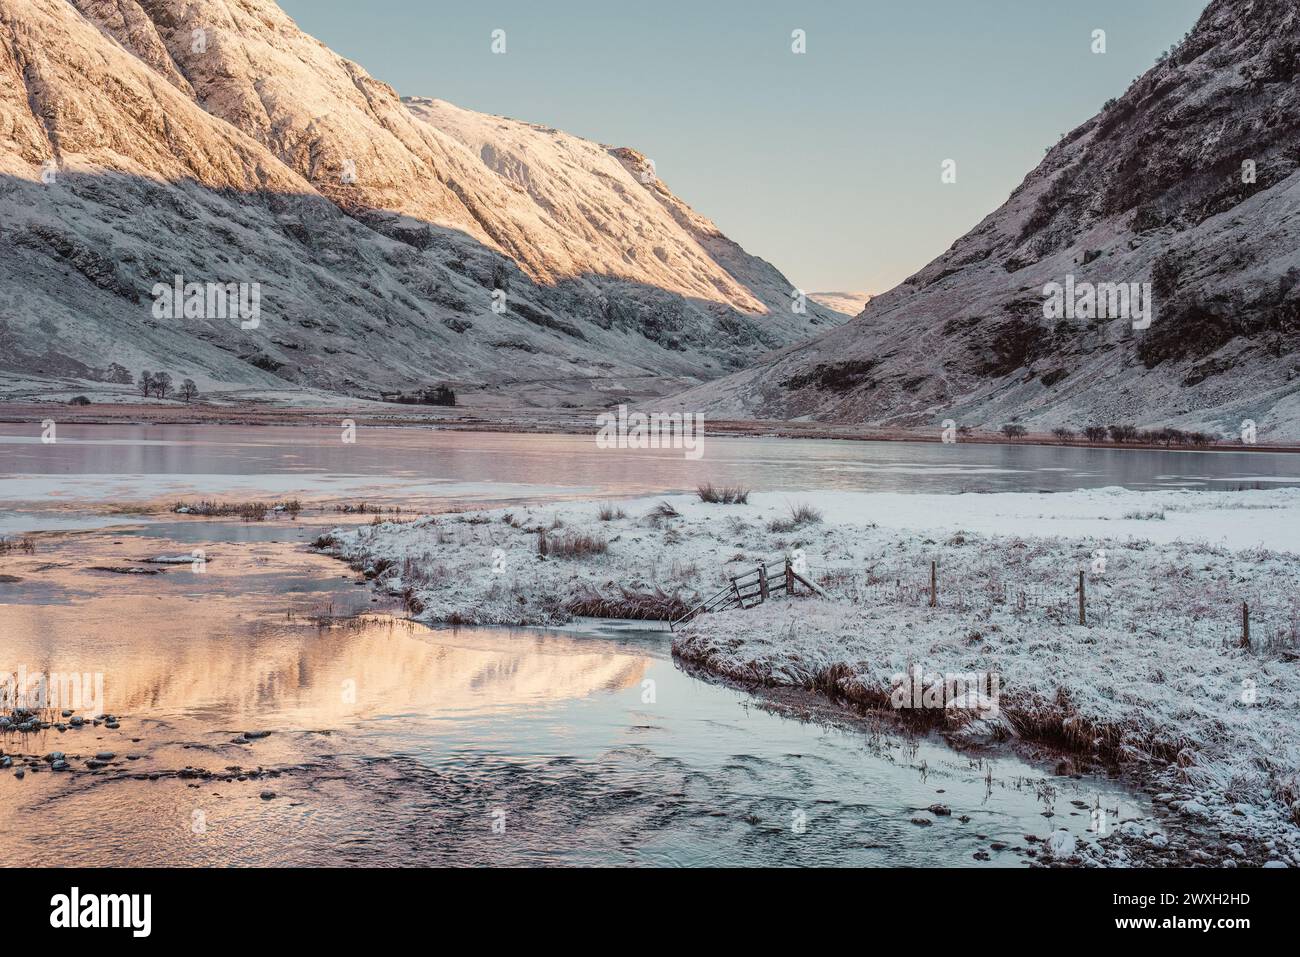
[{"xmin": 800, "ymin": 559, "xmax": 1300, "ymax": 653}]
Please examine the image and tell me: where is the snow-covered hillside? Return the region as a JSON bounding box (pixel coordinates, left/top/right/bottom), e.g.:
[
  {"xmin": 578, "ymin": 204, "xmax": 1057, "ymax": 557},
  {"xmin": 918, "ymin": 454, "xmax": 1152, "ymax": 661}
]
[
  {"xmin": 673, "ymin": 0, "xmax": 1300, "ymax": 439},
  {"xmin": 0, "ymin": 0, "xmax": 841, "ymax": 405}
]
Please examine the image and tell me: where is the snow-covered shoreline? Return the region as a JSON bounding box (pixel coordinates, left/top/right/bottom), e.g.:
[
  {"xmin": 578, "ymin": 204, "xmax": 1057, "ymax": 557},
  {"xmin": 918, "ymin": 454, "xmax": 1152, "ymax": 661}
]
[{"xmin": 318, "ymin": 486, "xmax": 1300, "ymax": 865}]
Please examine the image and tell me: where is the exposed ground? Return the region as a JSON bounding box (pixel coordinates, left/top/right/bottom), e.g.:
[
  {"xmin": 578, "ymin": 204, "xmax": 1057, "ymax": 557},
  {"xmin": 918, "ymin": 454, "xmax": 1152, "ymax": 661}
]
[{"xmin": 4, "ymin": 395, "xmax": 1298, "ymax": 454}]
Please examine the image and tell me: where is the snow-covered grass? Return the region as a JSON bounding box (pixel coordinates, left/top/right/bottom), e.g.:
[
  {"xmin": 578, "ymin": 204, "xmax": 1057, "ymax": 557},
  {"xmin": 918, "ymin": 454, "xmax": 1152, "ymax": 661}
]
[{"xmin": 319, "ymin": 486, "xmax": 1300, "ymax": 863}]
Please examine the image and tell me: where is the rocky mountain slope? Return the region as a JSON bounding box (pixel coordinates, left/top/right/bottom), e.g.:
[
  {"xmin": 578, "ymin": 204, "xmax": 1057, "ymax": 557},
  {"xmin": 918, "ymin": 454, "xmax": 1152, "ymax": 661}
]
[
  {"xmin": 0, "ymin": 0, "xmax": 839, "ymax": 405},
  {"xmin": 674, "ymin": 0, "xmax": 1300, "ymax": 439}
]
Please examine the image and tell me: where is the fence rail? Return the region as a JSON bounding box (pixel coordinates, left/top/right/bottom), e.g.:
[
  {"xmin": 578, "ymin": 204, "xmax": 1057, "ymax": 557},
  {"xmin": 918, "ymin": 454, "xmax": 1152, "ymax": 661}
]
[{"xmin": 669, "ymin": 558, "xmax": 823, "ymax": 631}]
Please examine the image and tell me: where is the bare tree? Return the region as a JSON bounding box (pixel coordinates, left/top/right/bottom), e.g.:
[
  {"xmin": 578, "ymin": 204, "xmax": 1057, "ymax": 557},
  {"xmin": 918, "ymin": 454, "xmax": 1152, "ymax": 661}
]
[
  {"xmin": 180, "ymin": 378, "xmax": 199, "ymax": 403},
  {"xmin": 153, "ymin": 372, "xmax": 172, "ymax": 400},
  {"xmin": 139, "ymin": 371, "xmax": 154, "ymax": 398},
  {"xmin": 1108, "ymin": 423, "xmax": 1138, "ymax": 444}
]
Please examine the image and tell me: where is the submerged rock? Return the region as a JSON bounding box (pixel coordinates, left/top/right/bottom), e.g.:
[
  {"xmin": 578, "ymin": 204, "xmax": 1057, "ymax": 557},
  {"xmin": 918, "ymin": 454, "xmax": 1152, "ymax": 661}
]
[{"xmin": 1046, "ymin": 829, "xmax": 1077, "ymax": 859}]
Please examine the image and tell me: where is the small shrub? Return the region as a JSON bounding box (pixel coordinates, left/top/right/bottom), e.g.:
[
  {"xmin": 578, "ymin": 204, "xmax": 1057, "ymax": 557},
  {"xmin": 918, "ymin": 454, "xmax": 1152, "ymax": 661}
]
[
  {"xmin": 596, "ymin": 503, "xmax": 627, "ymax": 521},
  {"xmin": 768, "ymin": 502, "xmax": 823, "ymax": 533},
  {"xmin": 1001, "ymin": 424, "xmax": 1028, "ymax": 439},
  {"xmin": 1051, "ymin": 427, "xmax": 1076, "ymax": 442}
]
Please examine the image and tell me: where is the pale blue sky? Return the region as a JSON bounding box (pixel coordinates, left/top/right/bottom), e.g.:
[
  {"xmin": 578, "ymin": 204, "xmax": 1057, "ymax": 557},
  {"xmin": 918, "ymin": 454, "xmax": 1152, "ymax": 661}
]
[{"xmin": 280, "ymin": 0, "xmax": 1206, "ymax": 294}]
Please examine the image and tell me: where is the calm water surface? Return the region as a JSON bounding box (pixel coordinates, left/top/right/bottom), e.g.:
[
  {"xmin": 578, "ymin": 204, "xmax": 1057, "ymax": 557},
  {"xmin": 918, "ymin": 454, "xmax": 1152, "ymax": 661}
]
[{"xmin": 3, "ymin": 424, "xmax": 1299, "ymax": 529}]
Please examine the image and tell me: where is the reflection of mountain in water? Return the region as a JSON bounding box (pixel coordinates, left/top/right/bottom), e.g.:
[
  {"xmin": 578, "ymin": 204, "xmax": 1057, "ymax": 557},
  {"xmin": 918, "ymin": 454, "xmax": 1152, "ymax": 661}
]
[{"xmin": 2, "ymin": 606, "xmax": 647, "ymax": 726}]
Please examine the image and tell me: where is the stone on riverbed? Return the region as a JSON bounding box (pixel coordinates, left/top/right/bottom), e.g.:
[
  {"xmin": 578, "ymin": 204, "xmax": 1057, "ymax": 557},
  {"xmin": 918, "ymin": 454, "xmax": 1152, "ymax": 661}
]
[{"xmin": 1046, "ymin": 829, "xmax": 1077, "ymax": 859}]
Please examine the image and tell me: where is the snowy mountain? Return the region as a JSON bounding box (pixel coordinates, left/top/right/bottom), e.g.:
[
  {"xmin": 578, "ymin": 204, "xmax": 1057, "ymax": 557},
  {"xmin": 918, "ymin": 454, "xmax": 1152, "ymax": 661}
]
[
  {"xmin": 0, "ymin": 0, "xmax": 840, "ymax": 405},
  {"xmin": 808, "ymin": 292, "xmax": 873, "ymax": 318},
  {"xmin": 673, "ymin": 0, "xmax": 1300, "ymax": 439}
]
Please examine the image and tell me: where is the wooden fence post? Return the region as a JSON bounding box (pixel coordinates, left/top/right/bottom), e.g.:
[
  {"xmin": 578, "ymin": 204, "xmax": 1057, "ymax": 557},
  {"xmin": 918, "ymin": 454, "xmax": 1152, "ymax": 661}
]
[
  {"xmin": 759, "ymin": 564, "xmax": 769, "ymax": 602},
  {"xmin": 929, "ymin": 561, "xmax": 937, "ymax": 608},
  {"xmin": 786, "ymin": 559, "xmax": 795, "ymax": 595},
  {"xmin": 1078, "ymin": 570, "xmax": 1086, "ymax": 626},
  {"xmin": 1241, "ymin": 601, "xmax": 1250, "ymax": 649}
]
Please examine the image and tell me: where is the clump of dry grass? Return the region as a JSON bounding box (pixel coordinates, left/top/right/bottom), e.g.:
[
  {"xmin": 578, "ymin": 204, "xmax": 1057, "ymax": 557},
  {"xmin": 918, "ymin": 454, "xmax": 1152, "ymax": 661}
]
[
  {"xmin": 541, "ymin": 530, "xmax": 609, "ymax": 558},
  {"xmin": 566, "ymin": 585, "xmax": 692, "ymax": 621},
  {"xmin": 174, "ymin": 500, "xmax": 300, "ymax": 521},
  {"xmin": 596, "ymin": 503, "xmax": 627, "ymax": 521},
  {"xmin": 647, "ymin": 501, "xmax": 680, "ymax": 520},
  {"xmin": 336, "ymin": 502, "xmax": 402, "ymax": 516},
  {"xmin": 768, "ymin": 501, "xmax": 823, "ymax": 533},
  {"xmin": 0, "ymin": 537, "xmax": 36, "ymax": 555},
  {"xmin": 370, "ymin": 513, "xmax": 417, "ymax": 526},
  {"xmin": 697, "ymin": 483, "xmax": 750, "ymax": 504}
]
